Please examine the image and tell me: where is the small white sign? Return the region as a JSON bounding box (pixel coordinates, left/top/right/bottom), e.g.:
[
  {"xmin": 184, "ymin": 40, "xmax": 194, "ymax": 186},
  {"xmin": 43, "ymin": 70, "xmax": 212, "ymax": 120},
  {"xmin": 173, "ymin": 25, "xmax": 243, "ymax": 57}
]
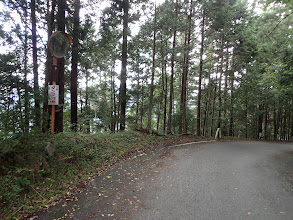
[{"xmin": 48, "ymin": 85, "xmax": 59, "ymax": 105}]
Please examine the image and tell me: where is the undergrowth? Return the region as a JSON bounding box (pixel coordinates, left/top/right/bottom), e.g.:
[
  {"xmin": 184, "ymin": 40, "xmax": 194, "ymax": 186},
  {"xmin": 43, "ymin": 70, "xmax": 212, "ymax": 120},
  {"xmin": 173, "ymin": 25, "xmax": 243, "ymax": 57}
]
[{"xmin": 0, "ymin": 130, "xmax": 203, "ymax": 219}]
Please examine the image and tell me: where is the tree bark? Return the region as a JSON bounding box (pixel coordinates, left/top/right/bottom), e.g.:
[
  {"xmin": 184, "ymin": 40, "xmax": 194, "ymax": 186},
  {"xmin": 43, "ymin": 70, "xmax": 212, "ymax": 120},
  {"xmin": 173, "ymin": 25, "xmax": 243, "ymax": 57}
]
[
  {"xmin": 119, "ymin": 0, "xmax": 129, "ymax": 131},
  {"xmin": 258, "ymin": 104, "xmax": 263, "ymax": 139},
  {"xmin": 167, "ymin": 0, "xmax": 178, "ymax": 134},
  {"xmin": 273, "ymin": 102, "xmax": 277, "ymax": 139},
  {"xmin": 135, "ymin": 62, "xmax": 140, "ymax": 125},
  {"xmin": 276, "ymin": 98, "xmax": 281, "ymax": 139},
  {"xmin": 210, "ymin": 67, "xmax": 218, "ymax": 137},
  {"xmin": 245, "ymin": 87, "xmax": 248, "ymax": 138},
  {"xmin": 217, "ymin": 46, "xmax": 224, "ymax": 130},
  {"xmin": 181, "ymin": 0, "xmax": 193, "ymax": 134},
  {"xmin": 140, "ymin": 82, "xmax": 144, "ymax": 127},
  {"xmin": 24, "ymin": 6, "xmax": 29, "ymax": 133},
  {"xmin": 31, "ymin": 0, "xmax": 41, "ymax": 128},
  {"xmin": 282, "ymin": 103, "xmax": 287, "ymax": 140},
  {"xmin": 287, "ymin": 102, "xmax": 290, "ymax": 140},
  {"xmin": 147, "ymin": 3, "xmax": 157, "ymax": 132},
  {"xmin": 229, "ymin": 72, "xmax": 234, "ymax": 137},
  {"xmin": 85, "ymin": 69, "xmax": 90, "ymax": 132},
  {"xmin": 55, "ymin": 0, "xmax": 66, "ymax": 133},
  {"xmin": 223, "ymin": 48, "xmax": 229, "ymax": 136},
  {"xmin": 291, "ymin": 99, "xmax": 293, "ymax": 141},
  {"xmin": 80, "ymin": 90, "xmax": 83, "ymax": 114},
  {"xmin": 156, "ymin": 60, "xmax": 166, "ymax": 131},
  {"xmin": 43, "ymin": 0, "xmax": 55, "ymax": 133},
  {"xmin": 163, "ymin": 52, "xmax": 168, "ymax": 133},
  {"xmin": 70, "ymin": 0, "xmax": 80, "ymax": 131},
  {"xmin": 17, "ymin": 85, "xmax": 23, "ymax": 131},
  {"xmin": 203, "ymin": 76, "xmax": 211, "ymax": 137},
  {"xmin": 196, "ymin": 11, "xmax": 205, "ymax": 136},
  {"xmin": 111, "ymin": 59, "xmax": 116, "ymax": 133}
]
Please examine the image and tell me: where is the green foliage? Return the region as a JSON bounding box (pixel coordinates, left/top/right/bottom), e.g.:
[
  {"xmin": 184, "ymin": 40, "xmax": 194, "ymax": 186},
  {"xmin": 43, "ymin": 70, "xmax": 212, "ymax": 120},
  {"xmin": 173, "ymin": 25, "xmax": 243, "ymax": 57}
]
[
  {"xmin": 261, "ymin": 0, "xmax": 293, "ymax": 9},
  {"xmin": 1, "ymin": 0, "xmax": 293, "ymax": 218},
  {"xmin": 1, "ymin": 130, "xmax": 194, "ymax": 219}
]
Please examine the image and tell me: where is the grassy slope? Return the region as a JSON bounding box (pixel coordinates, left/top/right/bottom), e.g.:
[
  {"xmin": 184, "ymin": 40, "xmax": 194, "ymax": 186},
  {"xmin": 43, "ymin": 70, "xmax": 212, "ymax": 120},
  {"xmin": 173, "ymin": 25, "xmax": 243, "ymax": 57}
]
[{"xmin": 0, "ymin": 131, "xmax": 206, "ymax": 219}]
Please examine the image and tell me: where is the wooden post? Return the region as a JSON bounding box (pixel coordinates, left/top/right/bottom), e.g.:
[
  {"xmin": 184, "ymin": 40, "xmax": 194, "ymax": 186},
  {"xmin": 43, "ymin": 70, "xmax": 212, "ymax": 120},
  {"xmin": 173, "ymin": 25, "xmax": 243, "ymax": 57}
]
[{"xmin": 51, "ymin": 56, "xmax": 57, "ymax": 135}]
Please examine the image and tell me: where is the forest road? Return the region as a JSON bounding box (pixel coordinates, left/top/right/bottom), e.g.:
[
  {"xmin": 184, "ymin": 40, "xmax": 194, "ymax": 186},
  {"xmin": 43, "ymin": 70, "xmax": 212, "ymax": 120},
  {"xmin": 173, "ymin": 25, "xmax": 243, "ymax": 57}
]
[{"xmin": 35, "ymin": 141, "xmax": 293, "ymax": 220}]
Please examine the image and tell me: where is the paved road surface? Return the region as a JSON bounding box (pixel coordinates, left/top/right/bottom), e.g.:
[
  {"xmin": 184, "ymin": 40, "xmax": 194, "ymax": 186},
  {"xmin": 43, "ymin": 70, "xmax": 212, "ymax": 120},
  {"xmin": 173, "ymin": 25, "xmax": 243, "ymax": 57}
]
[{"xmin": 35, "ymin": 141, "xmax": 293, "ymax": 220}]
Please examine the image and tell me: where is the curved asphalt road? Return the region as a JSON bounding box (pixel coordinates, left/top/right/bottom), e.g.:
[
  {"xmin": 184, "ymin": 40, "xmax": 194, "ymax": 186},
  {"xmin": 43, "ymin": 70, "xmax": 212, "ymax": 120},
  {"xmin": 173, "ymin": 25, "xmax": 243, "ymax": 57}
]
[{"xmin": 36, "ymin": 141, "xmax": 293, "ymax": 220}]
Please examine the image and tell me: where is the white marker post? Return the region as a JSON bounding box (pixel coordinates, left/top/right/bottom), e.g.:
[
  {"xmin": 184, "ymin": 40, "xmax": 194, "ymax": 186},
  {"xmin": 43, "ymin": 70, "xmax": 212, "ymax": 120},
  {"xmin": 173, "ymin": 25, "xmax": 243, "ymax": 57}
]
[{"xmin": 215, "ymin": 128, "xmax": 221, "ymax": 139}]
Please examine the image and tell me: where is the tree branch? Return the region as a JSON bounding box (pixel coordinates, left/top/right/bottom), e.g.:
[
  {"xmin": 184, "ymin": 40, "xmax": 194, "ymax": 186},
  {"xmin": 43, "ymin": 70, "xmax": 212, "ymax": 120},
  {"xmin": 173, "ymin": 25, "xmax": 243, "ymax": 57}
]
[{"xmin": 264, "ymin": 11, "xmax": 293, "ymax": 39}]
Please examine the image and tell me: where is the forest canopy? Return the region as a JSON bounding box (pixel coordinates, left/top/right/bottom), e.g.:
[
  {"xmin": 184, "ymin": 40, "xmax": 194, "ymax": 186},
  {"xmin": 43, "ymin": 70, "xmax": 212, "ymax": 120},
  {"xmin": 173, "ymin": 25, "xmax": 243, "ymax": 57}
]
[{"xmin": 0, "ymin": 0, "xmax": 292, "ymax": 140}]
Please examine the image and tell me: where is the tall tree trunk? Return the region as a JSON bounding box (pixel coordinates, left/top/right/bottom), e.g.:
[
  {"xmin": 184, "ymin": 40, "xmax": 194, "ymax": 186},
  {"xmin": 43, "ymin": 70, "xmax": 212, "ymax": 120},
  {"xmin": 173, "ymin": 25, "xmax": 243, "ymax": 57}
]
[
  {"xmin": 43, "ymin": 0, "xmax": 55, "ymax": 133},
  {"xmin": 276, "ymin": 98, "xmax": 281, "ymax": 139},
  {"xmin": 203, "ymin": 78, "xmax": 211, "ymax": 137},
  {"xmin": 147, "ymin": 3, "xmax": 157, "ymax": 132},
  {"xmin": 196, "ymin": 11, "xmax": 205, "ymax": 136},
  {"xmin": 158, "ymin": 36, "xmax": 167, "ymax": 132},
  {"xmin": 111, "ymin": 59, "xmax": 116, "ymax": 132},
  {"xmin": 80, "ymin": 90, "xmax": 83, "ymax": 114},
  {"xmin": 280, "ymin": 116, "xmax": 283, "ymax": 140},
  {"xmin": 135, "ymin": 74, "xmax": 140, "ymax": 125},
  {"xmin": 156, "ymin": 62, "xmax": 165, "ymax": 131},
  {"xmin": 210, "ymin": 70, "xmax": 218, "ymax": 137},
  {"xmin": 24, "ymin": 5, "xmax": 29, "ymax": 132},
  {"xmin": 163, "ymin": 54, "xmax": 168, "ymax": 133},
  {"xmin": 287, "ymin": 101, "xmax": 290, "ymax": 140},
  {"xmin": 113, "ymin": 84, "xmax": 117, "ymax": 132},
  {"xmin": 181, "ymin": 0, "xmax": 193, "ymax": 134},
  {"xmin": 55, "ymin": 0, "xmax": 66, "ymax": 133},
  {"xmin": 258, "ymin": 104, "xmax": 263, "ymax": 139},
  {"xmin": 117, "ymin": 92, "xmax": 120, "ymax": 131},
  {"xmin": 85, "ymin": 69, "xmax": 90, "ymax": 133},
  {"xmin": 245, "ymin": 87, "xmax": 248, "ymax": 138},
  {"xmin": 167, "ymin": 0, "xmax": 178, "ymax": 134},
  {"xmin": 264, "ymin": 96, "xmax": 269, "ymax": 140},
  {"xmin": 6, "ymin": 94, "xmax": 11, "ymax": 132},
  {"xmin": 156, "ymin": 103, "xmax": 161, "ymax": 131},
  {"xmin": 223, "ymin": 48, "xmax": 229, "ymax": 136},
  {"xmin": 119, "ymin": 0, "xmax": 129, "ymax": 131},
  {"xmin": 283, "ymin": 103, "xmax": 287, "ymax": 140},
  {"xmin": 291, "ymin": 99, "xmax": 293, "ymax": 141},
  {"xmin": 229, "ymin": 72, "xmax": 234, "ymax": 137},
  {"xmin": 70, "ymin": 0, "xmax": 80, "ymax": 131},
  {"xmin": 17, "ymin": 84, "xmax": 23, "ymax": 129},
  {"xmin": 273, "ymin": 102, "xmax": 277, "ymax": 139},
  {"xmin": 217, "ymin": 46, "xmax": 224, "ymax": 130},
  {"xmin": 31, "ymin": 0, "xmax": 41, "ymax": 128},
  {"xmin": 140, "ymin": 83, "xmax": 144, "ymax": 127},
  {"xmin": 264, "ymin": 100, "xmax": 268, "ymax": 139}
]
